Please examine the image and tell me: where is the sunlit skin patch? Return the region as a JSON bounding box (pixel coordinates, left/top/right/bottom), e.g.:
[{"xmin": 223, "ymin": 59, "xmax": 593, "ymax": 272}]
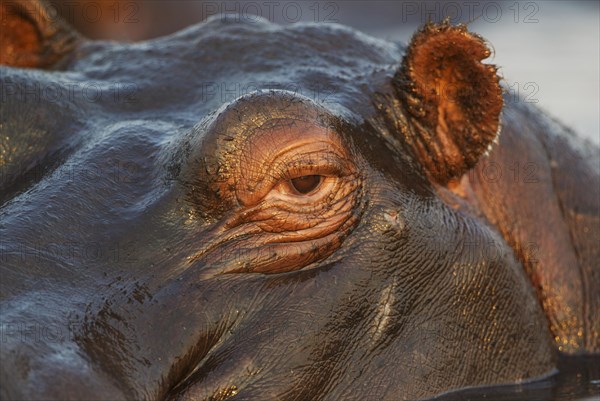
[{"xmin": 189, "ymin": 116, "xmax": 362, "ymax": 275}]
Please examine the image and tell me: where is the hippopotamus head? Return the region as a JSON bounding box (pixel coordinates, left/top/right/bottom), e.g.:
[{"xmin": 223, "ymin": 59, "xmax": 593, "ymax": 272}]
[{"xmin": 4, "ymin": 1, "xmax": 598, "ymax": 400}]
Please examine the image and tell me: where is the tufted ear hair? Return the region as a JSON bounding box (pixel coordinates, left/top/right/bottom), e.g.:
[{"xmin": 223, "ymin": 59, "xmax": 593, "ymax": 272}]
[
  {"xmin": 0, "ymin": 0, "xmax": 80, "ymax": 69},
  {"xmin": 393, "ymin": 21, "xmax": 503, "ymax": 184}
]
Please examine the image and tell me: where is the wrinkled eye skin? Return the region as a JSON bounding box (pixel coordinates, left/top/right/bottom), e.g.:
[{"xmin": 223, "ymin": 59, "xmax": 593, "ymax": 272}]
[{"xmin": 177, "ymin": 93, "xmax": 365, "ymax": 276}]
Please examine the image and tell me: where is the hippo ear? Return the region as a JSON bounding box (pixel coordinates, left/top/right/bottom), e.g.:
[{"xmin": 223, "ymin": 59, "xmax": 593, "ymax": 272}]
[
  {"xmin": 393, "ymin": 22, "xmax": 503, "ymax": 184},
  {"xmin": 0, "ymin": 0, "xmax": 80, "ymax": 69}
]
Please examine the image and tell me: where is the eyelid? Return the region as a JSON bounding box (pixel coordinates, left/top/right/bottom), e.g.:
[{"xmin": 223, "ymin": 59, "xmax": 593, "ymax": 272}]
[
  {"xmin": 279, "ymin": 151, "xmax": 349, "ymax": 181},
  {"xmin": 234, "ymin": 121, "xmax": 352, "ymax": 206}
]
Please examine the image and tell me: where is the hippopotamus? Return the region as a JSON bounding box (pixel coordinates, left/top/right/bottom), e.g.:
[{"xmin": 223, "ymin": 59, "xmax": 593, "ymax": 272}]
[{"xmin": 1, "ymin": 1, "xmax": 598, "ymax": 400}]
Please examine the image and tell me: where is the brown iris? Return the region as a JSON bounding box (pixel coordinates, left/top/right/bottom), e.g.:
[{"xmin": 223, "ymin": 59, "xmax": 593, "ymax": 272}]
[{"xmin": 289, "ymin": 175, "xmax": 322, "ymax": 195}]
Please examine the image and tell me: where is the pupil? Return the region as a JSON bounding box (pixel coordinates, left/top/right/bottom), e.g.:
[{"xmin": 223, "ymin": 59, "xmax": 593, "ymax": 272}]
[{"xmin": 290, "ymin": 175, "xmax": 322, "ymax": 194}]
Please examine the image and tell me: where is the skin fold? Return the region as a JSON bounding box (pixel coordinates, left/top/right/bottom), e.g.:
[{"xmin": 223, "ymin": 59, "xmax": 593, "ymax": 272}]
[{"xmin": 0, "ymin": 1, "xmax": 598, "ymax": 400}]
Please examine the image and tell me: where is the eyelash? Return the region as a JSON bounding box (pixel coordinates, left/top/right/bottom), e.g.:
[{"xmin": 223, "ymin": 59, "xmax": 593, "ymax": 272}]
[{"xmin": 279, "ymin": 155, "xmax": 347, "ymax": 182}]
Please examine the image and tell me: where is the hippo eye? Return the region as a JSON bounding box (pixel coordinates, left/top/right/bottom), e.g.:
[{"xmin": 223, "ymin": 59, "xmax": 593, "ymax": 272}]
[
  {"xmin": 288, "ymin": 175, "xmax": 323, "ymax": 195},
  {"xmin": 192, "ymin": 115, "xmax": 362, "ymax": 275}
]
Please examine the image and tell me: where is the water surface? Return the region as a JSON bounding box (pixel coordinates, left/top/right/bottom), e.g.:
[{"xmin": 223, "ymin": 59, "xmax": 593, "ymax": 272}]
[{"xmin": 435, "ymin": 355, "xmax": 600, "ymax": 401}]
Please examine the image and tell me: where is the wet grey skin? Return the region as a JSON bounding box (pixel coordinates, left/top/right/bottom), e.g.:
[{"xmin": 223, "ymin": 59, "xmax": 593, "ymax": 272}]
[{"xmin": 1, "ymin": 2, "xmax": 599, "ymax": 400}]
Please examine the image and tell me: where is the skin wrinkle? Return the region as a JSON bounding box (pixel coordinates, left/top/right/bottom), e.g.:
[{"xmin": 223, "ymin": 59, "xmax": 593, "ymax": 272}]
[
  {"xmin": 228, "ymin": 177, "xmax": 356, "ymax": 237},
  {"xmin": 257, "ymin": 211, "xmax": 350, "ymax": 240},
  {"xmin": 237, "ymin": 123, "xmax": 351, "ymax": 205},
  {"xmin": 175, "ymin": 92, "xmax": 370, "ymax": 277},
  {"xmin": 171, "ymin": 318, "xmax": 263, "ymax": 399},
  {"xmin": 260, "ymin": 190, "xmax": 356, "ymax": 231},
  {"xmin": 189, "ymin": 266, "xmax": 367, "ymax": 399},
  {"xmin": 287, "ymin": 292, "xmax": 371, "ymax": 399},
  {"xmin": 186, "ymin": 109, "xmax": 362, "ymax": 275}
]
